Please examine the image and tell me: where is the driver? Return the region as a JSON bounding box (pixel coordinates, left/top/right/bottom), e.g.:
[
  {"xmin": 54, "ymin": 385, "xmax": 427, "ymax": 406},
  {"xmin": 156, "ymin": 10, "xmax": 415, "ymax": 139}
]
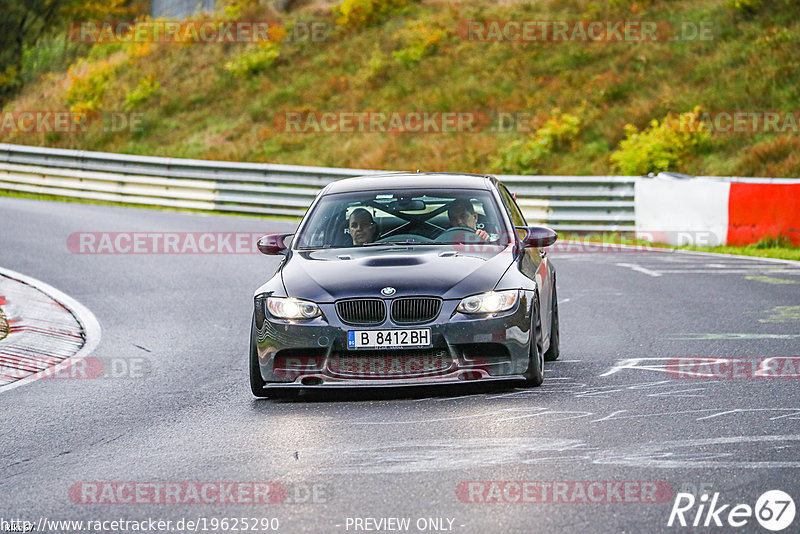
[
  {"xmin": 447, "ymin": 199, "xmax": 489, "ymax": 240},
  {"xmin": 348, "ymin": 208, "xmax": 379, "ymax": 246}
]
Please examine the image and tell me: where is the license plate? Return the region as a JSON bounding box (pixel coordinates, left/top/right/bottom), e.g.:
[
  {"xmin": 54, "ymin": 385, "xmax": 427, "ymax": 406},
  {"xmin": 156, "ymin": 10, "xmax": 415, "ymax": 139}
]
[{"xmin": 348, "ymin": 329, "xmax": 431, "ymax": 349}]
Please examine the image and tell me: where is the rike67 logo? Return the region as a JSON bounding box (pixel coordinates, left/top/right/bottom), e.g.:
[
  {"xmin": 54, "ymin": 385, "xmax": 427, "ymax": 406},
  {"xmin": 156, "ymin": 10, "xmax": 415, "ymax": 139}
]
[{"xmin": 668, "ymin": 490, "xmax": 795, "ymax": 531}]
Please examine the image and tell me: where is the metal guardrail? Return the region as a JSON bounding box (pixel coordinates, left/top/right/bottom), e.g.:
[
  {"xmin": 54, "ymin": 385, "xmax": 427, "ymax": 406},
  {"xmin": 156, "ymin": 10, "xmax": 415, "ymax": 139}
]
[
  {"xmin": 0, "ymin": 143, "xmax": 637, "ymax": 232},
  {"xmin": 152, "ymin": 0, "xmax": 216, "ymax": 19}
]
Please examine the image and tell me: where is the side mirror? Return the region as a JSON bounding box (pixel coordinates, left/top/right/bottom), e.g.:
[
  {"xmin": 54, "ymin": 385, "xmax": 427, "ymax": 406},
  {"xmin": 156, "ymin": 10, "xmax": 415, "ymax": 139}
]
[
  {"xmin": 257, "ymin": 233, "xmax": 293, "ymax": 255},
  {"xmin": 516, "ymin": 226, "xmax": 558, "ymax": 248}
]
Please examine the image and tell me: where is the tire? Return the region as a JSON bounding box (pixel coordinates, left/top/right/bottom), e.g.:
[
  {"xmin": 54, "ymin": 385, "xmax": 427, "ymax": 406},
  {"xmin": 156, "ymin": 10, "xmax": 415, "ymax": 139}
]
[
  {"xmin": 523, "ymin": 293, "xmax": 544, "ymax": 387},
  {"xmin": 544, "ymin": 283, "xmax": 560, "ymax": 362},
  {"xmin": 249, "ymin": 314, "xmax": 270, "ymax": 397}
]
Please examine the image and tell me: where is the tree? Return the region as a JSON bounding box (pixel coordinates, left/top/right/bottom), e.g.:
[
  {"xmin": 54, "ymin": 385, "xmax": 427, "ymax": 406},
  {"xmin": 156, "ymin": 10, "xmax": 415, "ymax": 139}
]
[{"xmin": 0, "ymin": 0, "xmax": 133, "ymax": 106}]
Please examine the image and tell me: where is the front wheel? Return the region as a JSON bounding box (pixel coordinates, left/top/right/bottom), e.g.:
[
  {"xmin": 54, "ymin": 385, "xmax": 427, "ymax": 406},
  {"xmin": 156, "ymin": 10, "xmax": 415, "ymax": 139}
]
[
  {"xmin": 523, "ymin": 293, "xmax": 544, "ymax": 387},
  {"xmin": 249, "ymin": 315, "xmax": 270, "ymax": 397}
]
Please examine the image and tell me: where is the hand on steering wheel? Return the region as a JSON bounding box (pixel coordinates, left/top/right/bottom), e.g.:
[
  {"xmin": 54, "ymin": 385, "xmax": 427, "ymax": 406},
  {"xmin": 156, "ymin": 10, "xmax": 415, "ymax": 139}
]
[
  {"xmin": 440, "ymin": 226, "xmax": 489, "ymax": 241},
  {"xmin": 440, "ymin": 226, "xmax": 474, "ymax": 233}
]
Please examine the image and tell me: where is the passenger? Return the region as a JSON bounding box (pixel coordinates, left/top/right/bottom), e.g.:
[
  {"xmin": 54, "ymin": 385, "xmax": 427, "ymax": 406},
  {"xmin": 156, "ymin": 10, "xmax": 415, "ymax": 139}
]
[
  {"xmin": 447, "ymin": 199, "xmax": 489, "ymax": 240},
  {"xmin": 348, "ymin": 208, "xmax": 379, "ymax": 245}
]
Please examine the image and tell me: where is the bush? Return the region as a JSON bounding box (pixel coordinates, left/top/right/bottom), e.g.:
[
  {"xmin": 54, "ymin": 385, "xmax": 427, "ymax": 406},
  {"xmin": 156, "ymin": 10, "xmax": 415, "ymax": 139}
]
[
  {"xmin": 224, "ymin": 42, "xmax": 280, "ymax": 77},
  {"xmin": 725, "ymin": 0, "xmax": 800, "ymax": 14},
  {"xmin": 334, "ymin": 0, "xmax": 418, "ymax": 30},
  {"xmin": 216, "ymin": 0, "xmax": 260, "ymax": 20},
  {"xmin": 725, "ymin": 0, "xmax": 762, "ymax": 12},
  {"xmin": 0, "ymin": 65, "xmax": 22, "ymax": 101},
  {"xmin": 492, "ymin": 110, "xmax": 581, "ymax": 174},
  {"xmin": 353, "ymin": 45, "xmax": 391, "ymax": 85},
  {"xmin": 65, "ymin": 59, "xmax": 117, "ymax": 113},
  {"xmin": 21, "ymin": 33, "xmax": 87, "ymax": 83},
  {"xmin": 392, "ymin": 21, "xmax": 446, "ymax": 67},
  {"xmin": 125, "ymin": 75, "xmax": 160, "ymax": 109},
  {"xmin": 609, "ymin": 107, "xmax": 710, "ymax": 176},
  {"xmin": 87, "ymin": 42, "xmax": 127, "ymax": 62}
]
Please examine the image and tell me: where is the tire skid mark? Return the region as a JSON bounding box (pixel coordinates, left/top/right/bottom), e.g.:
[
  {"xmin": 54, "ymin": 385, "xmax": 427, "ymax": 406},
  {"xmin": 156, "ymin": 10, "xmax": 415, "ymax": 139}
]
[{"xmin": 293, "ymin": 434, "xmax": 800, "ymax": 474}]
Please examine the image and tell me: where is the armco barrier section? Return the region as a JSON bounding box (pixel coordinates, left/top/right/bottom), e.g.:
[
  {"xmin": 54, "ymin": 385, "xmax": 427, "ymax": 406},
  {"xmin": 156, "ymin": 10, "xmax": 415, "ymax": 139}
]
[
  {"xmin": 0, "ymin": 143, "xmax": 635, "ymax": 233},
  {"xmin": 635, "ymin": 176, "xmax": 800, "ymax": 246},
  {"xmin": 151, "ymin": 0, "xmax": 216, "ymax": 19}
]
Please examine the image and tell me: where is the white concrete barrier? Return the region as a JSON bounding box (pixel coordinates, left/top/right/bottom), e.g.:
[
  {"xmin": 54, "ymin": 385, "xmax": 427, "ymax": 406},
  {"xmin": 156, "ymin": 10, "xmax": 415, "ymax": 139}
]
[{"xmin": 636, "ymin": 174, "xmax": 800, "ymax": 246}]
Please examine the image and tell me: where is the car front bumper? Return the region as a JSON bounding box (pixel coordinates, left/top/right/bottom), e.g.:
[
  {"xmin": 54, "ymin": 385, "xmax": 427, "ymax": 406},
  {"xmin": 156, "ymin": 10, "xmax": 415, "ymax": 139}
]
[{"xmin": 253, "ymin": 291, "xmax": 535, "ymax": 389}]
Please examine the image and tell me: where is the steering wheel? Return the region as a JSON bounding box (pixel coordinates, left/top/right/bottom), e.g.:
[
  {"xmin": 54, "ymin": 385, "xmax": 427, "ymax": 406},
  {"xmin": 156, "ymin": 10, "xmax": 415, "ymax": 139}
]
[{"xmin": 436, "ymin": 227, "xmax": 477, "ymax": 241}]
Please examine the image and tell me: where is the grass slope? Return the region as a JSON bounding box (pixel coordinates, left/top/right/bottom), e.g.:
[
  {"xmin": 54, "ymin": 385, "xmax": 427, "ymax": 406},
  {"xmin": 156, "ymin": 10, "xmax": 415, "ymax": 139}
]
[{"xmin": 1, "ymin": 0, "xmax": 798, "ymax": 177}]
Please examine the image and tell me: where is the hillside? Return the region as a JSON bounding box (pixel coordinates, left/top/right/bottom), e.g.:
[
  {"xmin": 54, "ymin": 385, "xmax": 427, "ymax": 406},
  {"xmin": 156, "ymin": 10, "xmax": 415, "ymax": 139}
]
[{"xmin": 1, "ymin": 0, "xmax": 799, "ymax": 177}]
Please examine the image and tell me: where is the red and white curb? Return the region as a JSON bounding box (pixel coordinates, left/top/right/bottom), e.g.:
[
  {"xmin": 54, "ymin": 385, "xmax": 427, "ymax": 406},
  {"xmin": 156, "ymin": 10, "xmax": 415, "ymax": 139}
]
[
  {"xmin": 635, "ymin": 176, "xmax": 800, "ymax": 246},
  {"xmin": 0, "ymin": 267, "xmax": 101, "ymax": 393}
]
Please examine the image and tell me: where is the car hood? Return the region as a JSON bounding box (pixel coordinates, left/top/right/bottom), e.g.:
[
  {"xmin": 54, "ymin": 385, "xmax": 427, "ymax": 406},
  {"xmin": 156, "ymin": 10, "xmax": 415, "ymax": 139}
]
[{"xmin": 281, "ymin": 245, "xmax": 515, "ymax": 302}]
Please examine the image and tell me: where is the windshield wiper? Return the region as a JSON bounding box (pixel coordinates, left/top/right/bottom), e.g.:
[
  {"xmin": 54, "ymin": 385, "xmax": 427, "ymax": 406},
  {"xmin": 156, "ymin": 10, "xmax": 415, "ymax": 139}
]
[
  {"xmin": 360, "ymin": 241, "xmax": 408, "ymax": 247},
  {"xmin": 366, "ymin": 239, "xmax": 437, "ymax": 246}
]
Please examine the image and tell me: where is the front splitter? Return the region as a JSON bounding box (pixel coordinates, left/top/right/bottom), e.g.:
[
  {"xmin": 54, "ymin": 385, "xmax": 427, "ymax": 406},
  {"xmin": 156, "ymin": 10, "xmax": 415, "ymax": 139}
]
[{"xmin": 261, "ymin": 373, "xmax": 526, "ymax": 389}]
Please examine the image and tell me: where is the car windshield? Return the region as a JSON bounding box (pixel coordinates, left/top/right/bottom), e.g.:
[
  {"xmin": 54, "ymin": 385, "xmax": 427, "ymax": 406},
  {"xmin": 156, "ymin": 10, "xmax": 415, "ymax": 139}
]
[{"xmin": 294, "ymin": 188, "xmax": 510, "ymax": 249}]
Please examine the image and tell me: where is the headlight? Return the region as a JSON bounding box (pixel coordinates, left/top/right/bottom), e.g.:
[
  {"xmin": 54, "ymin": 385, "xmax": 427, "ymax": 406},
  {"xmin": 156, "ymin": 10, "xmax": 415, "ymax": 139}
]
[
  {"xmin": 266, "ymin": 297, "xmax": 321, "ymax": 319},
  {"xmin": 457, "ymin": 290, "xmax": 519, "ymax": 314}
]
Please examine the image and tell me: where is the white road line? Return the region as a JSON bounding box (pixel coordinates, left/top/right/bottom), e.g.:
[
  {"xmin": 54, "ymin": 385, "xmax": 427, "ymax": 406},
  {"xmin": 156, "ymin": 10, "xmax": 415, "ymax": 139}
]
[
  {"xmin": 432, "ymin": 395, "xmax": 481, "ymax": 402},
  {"xmin": 670, "ymin": 333, "xmax": 800, "ymax": 340},
  {"xmin": 559, "ymin": 240, "xmax": 800, "ymax": 267},
  {"xmin": 646, "ymin": 388, "xmax": 707, "ymax": 397},
  {"xmin": 674, "ymin": 248, "xmax": 800, "ymax": 266},
  {"xmin": 487, "ymin": 390, "xmax": 535, "ymax": 399},
  {"xmin": 654, "ymin": 269, "xmax": 800, "ymax": 275},
  {"xmin": 615, "ymin": 263, "xmax": 662, "ymax": 277},
  {"xmin": 599, "ymin": 357, "xmax": 674, "ymax": 377},
  {"xmin": 590, "ymin": 410, "xmax": 629, "ymax": 422}
]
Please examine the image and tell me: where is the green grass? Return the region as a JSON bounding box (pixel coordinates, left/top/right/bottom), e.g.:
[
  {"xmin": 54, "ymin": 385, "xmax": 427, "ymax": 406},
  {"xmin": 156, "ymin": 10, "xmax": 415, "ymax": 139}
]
[
  {"xmin": 1, "ymin": 0, "xmax": 798, "ymax": 178},
  {"xmin": 678, "ymin": 244, "xmax": 800, "ymax": 261}
]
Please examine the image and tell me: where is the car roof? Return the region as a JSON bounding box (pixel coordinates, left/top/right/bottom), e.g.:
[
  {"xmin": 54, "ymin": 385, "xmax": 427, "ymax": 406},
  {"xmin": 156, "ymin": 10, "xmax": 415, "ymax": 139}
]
[{"xmin": 323, "ymin": 172, "xmax": 496, "ymax": 194}]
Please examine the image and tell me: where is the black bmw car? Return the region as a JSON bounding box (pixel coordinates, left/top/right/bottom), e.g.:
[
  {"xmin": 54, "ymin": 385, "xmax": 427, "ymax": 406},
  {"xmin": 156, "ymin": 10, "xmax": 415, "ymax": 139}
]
[{"xmin": 250, "ymin": 173, "xmax": 559, "ymax": 397}]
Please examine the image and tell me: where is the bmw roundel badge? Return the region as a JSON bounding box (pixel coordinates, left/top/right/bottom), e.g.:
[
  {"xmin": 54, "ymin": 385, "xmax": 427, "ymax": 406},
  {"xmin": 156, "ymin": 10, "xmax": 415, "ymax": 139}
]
[{"xmin": 381, "ymin": 287, "xmax": 396, "ymax": 296}]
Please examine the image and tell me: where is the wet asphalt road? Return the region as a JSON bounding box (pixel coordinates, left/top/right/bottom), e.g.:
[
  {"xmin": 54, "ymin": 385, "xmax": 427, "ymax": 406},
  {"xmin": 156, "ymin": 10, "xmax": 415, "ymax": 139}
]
[{"xmin": 1, "ymin": 196, "xmax": 799, "ymax": 534}]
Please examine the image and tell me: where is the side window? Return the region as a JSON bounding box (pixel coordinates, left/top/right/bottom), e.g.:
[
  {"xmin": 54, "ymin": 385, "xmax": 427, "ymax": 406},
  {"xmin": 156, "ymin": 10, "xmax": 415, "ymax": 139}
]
[{"xmin": 498, "ymin": 184, "xmax": 527, "ymax": 227}]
